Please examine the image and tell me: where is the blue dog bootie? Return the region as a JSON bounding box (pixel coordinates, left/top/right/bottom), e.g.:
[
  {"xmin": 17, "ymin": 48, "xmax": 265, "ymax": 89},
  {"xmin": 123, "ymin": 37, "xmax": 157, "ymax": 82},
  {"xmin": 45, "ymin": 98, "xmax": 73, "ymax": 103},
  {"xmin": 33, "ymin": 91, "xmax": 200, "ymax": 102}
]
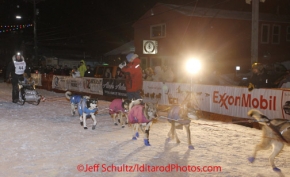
[{"xmin": 144, "ymin": 139, "xmax": 151, "ymax": 146}]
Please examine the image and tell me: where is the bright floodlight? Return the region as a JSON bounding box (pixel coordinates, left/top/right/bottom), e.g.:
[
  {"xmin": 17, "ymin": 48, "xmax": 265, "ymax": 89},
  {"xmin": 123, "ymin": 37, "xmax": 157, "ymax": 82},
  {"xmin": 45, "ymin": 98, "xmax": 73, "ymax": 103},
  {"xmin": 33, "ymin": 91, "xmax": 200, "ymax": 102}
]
[
  {"xmin": 236, "ymin": 66, "xmax": 240, "ymax": 71},
  {"xmin": 186, "ymin": 58, "xmax": 202, "ymax": 74},
  {"xmin": 16, "ymin": 16, "xmax": 22, "ymax": 19}
]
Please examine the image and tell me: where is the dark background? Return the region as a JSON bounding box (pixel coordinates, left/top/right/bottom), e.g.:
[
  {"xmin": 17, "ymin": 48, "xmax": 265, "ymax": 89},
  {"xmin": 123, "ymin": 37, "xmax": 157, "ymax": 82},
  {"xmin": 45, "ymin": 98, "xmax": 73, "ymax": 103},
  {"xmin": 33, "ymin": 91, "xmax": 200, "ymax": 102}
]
[{"xmin": 0, "ymin": 0, "xmax": 289, "ymax": 66}]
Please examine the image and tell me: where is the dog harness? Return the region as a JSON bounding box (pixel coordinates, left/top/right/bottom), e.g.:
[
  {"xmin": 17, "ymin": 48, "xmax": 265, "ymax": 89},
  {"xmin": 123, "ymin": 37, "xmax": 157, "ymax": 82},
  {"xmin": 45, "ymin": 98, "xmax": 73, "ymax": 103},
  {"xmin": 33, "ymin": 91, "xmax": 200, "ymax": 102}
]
[
  {"xmin": 168, "ymin": 106, "xmax": 191, "ymax": 125},
  {"xmin": 109, "ymin": 99, "xmax": 124, "ymax": 114},
  {"xmin": 77, "ymin": 98, "xmax": 98, "ymax": 115},
  {"xmin": 266, "ymin": 119, "xmax": 290, "ymax": 143},
  {"xmin": 128, "ymin": 105, "xmax": 149, "ymax": 124}
]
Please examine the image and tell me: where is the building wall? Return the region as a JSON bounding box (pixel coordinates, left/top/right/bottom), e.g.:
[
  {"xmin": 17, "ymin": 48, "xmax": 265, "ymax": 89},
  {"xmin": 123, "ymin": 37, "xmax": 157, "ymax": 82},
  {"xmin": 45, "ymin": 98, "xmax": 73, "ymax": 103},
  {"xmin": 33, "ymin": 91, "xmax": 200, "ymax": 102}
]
[{"xmin": 133, "ymin": 3, "xmax": 290, "ymax": 74}]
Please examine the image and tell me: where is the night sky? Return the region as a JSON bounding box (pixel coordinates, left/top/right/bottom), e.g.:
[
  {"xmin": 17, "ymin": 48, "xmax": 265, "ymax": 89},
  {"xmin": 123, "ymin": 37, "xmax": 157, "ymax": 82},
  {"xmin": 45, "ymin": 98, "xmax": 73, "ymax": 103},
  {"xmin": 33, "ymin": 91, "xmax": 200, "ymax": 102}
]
[{"xmin": 0, "ymin": 0, "xmax": 289, "ymax": 61}]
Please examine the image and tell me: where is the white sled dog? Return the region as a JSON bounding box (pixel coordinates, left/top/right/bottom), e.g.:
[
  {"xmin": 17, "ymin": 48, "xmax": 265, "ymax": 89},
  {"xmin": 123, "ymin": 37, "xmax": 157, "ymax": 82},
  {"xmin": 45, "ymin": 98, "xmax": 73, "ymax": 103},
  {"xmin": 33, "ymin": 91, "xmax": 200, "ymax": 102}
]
[
  {"xmin": 65, "ymin": 91, "xmax": 90, "ymax": 116},
  {"xmin": 78, "ymin": 97, "xmax": 98, "ymax": 130},
  {"xmin": 248, "ymin": 109, "xmax": 290, "ymax": 173},
  {"xmin": 167, "ymin": 102, "xmax": 194, "ymax": 150},
  {"xmin": 128, "ymin": 100, "xmax": 158, "ymax": 146}
]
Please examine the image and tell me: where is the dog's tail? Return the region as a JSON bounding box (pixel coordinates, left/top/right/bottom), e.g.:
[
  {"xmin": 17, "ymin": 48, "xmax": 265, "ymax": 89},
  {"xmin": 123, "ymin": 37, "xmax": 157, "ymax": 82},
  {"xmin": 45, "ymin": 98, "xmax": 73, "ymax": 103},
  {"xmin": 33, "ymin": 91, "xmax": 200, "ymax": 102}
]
[
  {"xmin": 65, "ymin": 91, "xmax": 72, "ymax": 100},
  {"xmin": 248, "ymin": 109, "xmax": 270, "ymax": 123}
]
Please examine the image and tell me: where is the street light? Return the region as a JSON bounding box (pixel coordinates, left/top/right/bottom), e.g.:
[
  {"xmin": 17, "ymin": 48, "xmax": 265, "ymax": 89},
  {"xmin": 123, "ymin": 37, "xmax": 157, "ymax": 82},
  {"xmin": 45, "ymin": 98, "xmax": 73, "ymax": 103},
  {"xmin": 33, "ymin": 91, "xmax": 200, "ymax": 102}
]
[
  {"xmin": 16, "ymin": 15, "xmax": 22, "ymax": 19},
  {"xmin": 236, "ymin": 66, "xmax": 240, "ymax": 77},
  {"xmin": 185, "ymin": 58, "xmax": 202, "ymax": 74},
  {"xmin": 185, "ymin": 57, "xmax": 201, "ymax": 120},
  {"xmin": 185, "ymin": 57, "xmax": 202, "ymax": 98}
]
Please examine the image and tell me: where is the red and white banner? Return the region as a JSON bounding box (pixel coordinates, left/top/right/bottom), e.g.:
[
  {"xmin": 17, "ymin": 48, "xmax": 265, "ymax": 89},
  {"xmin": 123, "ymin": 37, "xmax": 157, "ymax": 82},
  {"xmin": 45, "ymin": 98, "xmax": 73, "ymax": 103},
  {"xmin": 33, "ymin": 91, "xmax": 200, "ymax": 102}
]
[
  {"xmin": 142, "ymin": 81, "xmax": 288, "ymax": 119},
  {"xmin": 50, "ymin": 77, "xmax": 290, "ymax": 119}
]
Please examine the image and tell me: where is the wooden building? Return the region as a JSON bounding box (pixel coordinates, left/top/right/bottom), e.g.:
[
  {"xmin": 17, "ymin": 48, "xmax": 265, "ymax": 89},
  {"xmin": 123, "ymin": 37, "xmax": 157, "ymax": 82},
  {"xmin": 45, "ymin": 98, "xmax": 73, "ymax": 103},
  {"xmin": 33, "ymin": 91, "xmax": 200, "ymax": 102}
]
[{"xmin": 132, "ymin": 3, "xmax": 290, "ymax": 74}]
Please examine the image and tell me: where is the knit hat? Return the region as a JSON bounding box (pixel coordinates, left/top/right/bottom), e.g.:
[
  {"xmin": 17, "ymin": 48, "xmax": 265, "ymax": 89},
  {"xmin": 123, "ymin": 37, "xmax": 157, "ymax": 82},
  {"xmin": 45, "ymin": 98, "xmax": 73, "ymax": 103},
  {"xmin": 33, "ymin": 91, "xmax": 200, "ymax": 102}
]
[{"xmin": 126, "ymin": 53, "xmax": 138, "ymax": 62}]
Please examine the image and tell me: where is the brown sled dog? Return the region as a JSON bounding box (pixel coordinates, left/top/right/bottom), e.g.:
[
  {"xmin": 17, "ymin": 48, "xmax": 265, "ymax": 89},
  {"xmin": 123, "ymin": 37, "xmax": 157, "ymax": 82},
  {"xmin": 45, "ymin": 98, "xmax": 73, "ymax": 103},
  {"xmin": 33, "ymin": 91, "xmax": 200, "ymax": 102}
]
[
  {"xmin": 248, "ymin": 109, "xmax": 290, "ymax": 173},
  {"xmin": 167, "ymin": 102, "xmax": 194, "ymax": 150}
]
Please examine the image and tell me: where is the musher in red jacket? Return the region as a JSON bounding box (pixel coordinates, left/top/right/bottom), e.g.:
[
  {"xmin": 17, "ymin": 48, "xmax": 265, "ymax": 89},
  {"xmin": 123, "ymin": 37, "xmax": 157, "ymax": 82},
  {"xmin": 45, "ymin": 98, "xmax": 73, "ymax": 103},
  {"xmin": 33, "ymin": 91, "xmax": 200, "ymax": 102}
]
[{"xmin": 119, "ymin": 53, "xmax": 143, "ymax": 100}]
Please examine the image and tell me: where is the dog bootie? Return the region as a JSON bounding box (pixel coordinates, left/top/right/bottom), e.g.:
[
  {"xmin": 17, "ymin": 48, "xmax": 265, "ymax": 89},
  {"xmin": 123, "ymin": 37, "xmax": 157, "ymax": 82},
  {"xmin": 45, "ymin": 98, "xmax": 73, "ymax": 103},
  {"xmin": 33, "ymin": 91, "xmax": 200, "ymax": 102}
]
[
  {"xmin": 135, "ymin": 132, "xmax": 139, "ymax": 138},
  {"xmin": 114, "ymin": 123, "xmax": 118, "ymax": 126},
  {"xmin": 132, "ymin": 137, "xmax": 137, "ymax": 140},
  {"xmin": 248, "ymin": 157, "xmax": 255, "ymax": 163},
  {"xmin": 188, "ymin": 145, "xmax": 194, "ymax": 150},
  {"xmin": 273, "ymin": 167, "xmax": 281, "ymax": 172},
  {"xmin": 144, "ymin": 139, "xmax": 151, "ymax": 146}
]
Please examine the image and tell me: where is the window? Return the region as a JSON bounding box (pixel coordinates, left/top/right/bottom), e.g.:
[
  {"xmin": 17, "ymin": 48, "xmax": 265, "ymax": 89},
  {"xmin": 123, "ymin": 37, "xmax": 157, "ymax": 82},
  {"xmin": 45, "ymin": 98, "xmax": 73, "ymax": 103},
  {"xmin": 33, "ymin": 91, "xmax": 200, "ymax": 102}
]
[
  {"xmin": 140, "ymin": 57, "xmax": 148, "ymax": 69},
  {"xmin": 150, "ymin": 23, "xmax": 166, "ymax": 38},
  {"xmin": 272, "ymin": 25, "xmax": 280, "ymax": 44},
  {"xmin": 287, "ymin": 26, "xmax": 290, "ymax": 42},
  {"xmin": 261, "ymin": 24, "xmax": 270, "ymax": 44}
]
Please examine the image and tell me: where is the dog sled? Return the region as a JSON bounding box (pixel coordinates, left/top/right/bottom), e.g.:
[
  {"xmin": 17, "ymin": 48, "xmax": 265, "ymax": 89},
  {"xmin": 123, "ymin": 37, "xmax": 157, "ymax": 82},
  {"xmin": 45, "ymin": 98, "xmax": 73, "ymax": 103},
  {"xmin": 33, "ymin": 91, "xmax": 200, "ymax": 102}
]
[{"xmin": 17, "ymin": 80, "xmax": 42, "ymax": 105}]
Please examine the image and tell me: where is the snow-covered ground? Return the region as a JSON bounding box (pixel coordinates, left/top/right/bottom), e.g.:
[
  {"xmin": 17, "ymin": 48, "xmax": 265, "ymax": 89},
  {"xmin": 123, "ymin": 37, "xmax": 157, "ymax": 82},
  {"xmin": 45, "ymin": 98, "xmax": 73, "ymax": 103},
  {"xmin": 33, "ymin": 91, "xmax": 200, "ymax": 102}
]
[{"xmin": 0, "ymin": 82, "xmax": 289, "ymax": 177}]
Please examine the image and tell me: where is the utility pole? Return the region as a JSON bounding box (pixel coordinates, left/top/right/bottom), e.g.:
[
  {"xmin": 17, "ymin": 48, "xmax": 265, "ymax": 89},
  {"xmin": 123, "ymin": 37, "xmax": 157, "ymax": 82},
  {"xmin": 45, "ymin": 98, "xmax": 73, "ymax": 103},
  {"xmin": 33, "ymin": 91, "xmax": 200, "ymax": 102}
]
[
  {"xmin": 25, "ymin": 0, "xmax": 44, "ymax": 65},
  {"xmin": 246, "ymin": 0, "xmax": 265, "ymax": 65}
]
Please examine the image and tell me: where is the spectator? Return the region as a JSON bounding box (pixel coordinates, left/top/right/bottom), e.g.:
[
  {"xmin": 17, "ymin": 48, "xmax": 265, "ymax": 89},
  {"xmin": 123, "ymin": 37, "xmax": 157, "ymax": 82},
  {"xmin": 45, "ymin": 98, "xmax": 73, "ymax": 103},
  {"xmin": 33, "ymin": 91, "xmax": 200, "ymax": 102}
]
[
  {"xmin": 115, "ymin": 68, "xmax": 124, "ymax": 79},
  {"xmin": 152, "ymin": 66, "xmax": 164, "ymax": 82},
  {"xmin": 84, "ymin": 65, "xmax": 95, "ymax": 77},
  {"xmin": 62, "ymin": 65, "xmax": 70, "ymax": 76},
  {"xmin": 248, "ymin": 63, "xmax": 269, "ymax": 91},
  {"xmin": 53, "ymin": 65, "xmax": 62, "ymax": 75},
  {"xmin": 119, "ymin": 53, "xmax": 143, "ymax": 100},
  {"xmin": 161, "ymin": 66, "xmax": 174, "ymax": 82},
  {"xmin": 143, "ymin": 67, "xmax": 154, "ymax": 81},
  {"xmin": 71, "ymin": 66, "xmax": 80, "ymax": 78},
  {"xmin": 78, "ymin": 60, "xmax": 87, "ymax": 77},
  {"xmin": 104, "ymin": 68, "xmax": 112, "ymax": 78}
]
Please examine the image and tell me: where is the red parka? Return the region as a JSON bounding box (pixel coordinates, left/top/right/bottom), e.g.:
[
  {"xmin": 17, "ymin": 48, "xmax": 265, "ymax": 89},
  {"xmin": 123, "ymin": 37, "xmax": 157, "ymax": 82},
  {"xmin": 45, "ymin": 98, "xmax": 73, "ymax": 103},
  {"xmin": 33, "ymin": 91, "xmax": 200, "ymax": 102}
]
[{"xmin": 121, "ymin": 58, "xmax": 143, "ymax": 92}]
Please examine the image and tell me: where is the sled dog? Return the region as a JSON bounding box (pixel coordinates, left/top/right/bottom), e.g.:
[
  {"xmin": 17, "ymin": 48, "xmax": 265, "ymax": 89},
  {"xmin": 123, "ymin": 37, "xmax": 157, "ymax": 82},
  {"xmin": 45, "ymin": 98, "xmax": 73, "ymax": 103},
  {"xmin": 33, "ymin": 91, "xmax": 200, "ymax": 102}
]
[
  {"xmin": 109, "ymin": 98, "xmax": 131, "ymax": 128},
  {"xmin": 248, "ymin": 109, "xmax": 290, "ymax": 172},
  {"xmin": 78, "ymin": 97, "xmax": 98, "ymax": 130},
  {"xmin": 128, "ymin": 101, "xmax": 158, "ymax": 146},
  {"xmin": 65, "ymin": 91, "xmax": 90, "ymax": 116},
  {"xmin": 167, "ymin": 102, "xmax": 194, "ymax": 149}
]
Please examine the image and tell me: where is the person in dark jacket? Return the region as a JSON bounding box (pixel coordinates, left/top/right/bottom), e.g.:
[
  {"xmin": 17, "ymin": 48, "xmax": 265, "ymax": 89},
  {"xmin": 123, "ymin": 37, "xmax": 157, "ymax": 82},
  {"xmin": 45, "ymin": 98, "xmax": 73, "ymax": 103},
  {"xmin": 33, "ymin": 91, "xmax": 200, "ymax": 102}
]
[
  {"xmin": 84, "ymin": 65, "xmax": 95, "ymax": 77},
  {"xmin": 6, "ymin": 52, "xmax": 31, "ymax": 103},
  {"xmin": 119, "ymin": 53, "xmax": 143, "ymax": 100},
  {"xmin": 248, "ymin": 63, "xmax": 269, "ymax": 91}
]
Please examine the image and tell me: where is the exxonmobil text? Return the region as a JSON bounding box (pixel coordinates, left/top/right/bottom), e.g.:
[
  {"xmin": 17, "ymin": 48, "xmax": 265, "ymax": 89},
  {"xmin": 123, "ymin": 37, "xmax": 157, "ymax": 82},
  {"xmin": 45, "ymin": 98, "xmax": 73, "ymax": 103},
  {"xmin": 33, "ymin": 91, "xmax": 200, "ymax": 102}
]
[{"xmin": 213, "ymin": 91, "xmax": 276, "ymax": 110}]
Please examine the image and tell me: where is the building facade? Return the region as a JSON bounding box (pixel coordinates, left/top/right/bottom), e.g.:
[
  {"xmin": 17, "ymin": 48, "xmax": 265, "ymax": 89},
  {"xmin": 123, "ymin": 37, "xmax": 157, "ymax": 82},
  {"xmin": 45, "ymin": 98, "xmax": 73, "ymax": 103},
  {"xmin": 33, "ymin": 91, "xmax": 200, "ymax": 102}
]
[{"xmin": 132, "ymin": 3, "xmax": 290, "ymax": 74}]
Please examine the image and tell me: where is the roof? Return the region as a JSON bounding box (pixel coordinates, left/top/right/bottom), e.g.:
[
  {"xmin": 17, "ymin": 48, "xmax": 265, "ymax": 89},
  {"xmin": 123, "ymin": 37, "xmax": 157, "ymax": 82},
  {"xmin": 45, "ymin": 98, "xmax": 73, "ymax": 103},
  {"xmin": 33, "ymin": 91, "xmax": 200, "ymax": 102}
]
[
  {"xmin": 159, "ymin": 3, "xmax": 290, "ymax": 23},
  {"xmin": 104, "ymin": 41, "xmax": 135, "ymax": 56}
]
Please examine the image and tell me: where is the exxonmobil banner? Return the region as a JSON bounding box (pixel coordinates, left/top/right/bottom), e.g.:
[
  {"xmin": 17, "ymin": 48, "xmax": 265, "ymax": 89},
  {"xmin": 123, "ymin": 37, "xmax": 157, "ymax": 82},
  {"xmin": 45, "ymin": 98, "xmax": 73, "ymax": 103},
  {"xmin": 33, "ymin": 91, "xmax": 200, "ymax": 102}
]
[
  {"xmin": 142, "ymin": 82, "xmax": 286, "ymax": 119},
  {"xmin": 191, "ymin": 85, "xmax": 283, "ymax": 119}
]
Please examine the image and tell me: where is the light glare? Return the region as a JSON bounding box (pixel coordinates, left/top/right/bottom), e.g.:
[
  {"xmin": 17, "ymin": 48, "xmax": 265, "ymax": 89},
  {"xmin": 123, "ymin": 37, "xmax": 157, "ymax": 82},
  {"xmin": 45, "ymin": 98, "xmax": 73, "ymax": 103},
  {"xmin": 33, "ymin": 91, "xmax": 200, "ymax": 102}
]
[{"xmin": 186, "ymin": 58, "xmax": 201, "ymax": 74}]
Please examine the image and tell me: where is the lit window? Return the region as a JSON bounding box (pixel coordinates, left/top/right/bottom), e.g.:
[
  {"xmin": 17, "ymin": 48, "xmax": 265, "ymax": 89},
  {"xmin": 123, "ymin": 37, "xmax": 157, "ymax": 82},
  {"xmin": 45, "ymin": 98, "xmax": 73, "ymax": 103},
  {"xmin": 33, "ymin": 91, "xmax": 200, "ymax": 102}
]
[
  {"xmin": 261, "ymin": 24, "xmax": 270, "ymax": 44},
  {"xmin": 150, "ymin": 23, "xmax": 166, "ymax": 38},
  {"xmin": 272, "ymin": 25, "xmax": 280, "ymax": 44}
]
